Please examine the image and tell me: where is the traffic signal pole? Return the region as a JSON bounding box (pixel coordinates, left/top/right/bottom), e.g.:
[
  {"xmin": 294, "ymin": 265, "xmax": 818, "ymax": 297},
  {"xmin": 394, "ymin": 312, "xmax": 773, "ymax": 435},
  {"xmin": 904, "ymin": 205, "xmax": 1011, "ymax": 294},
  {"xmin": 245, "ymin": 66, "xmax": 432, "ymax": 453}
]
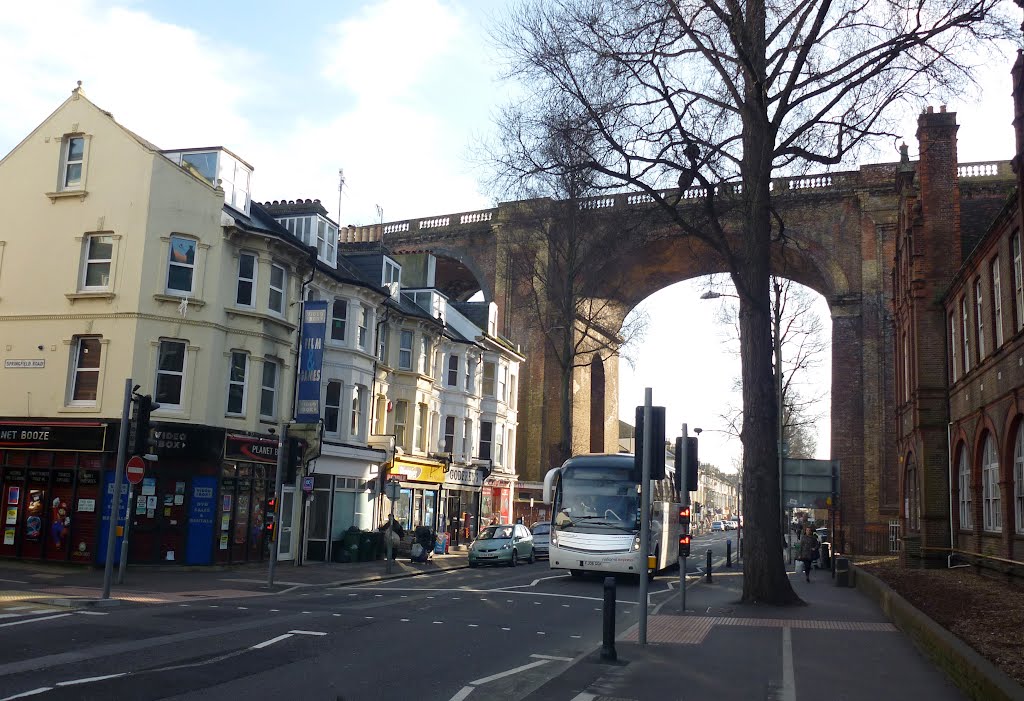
[
  {"xmin": 101, "ymin": 378, "xmax": 132, "ymax": 600},
  {"xmin": 267, "ymin": 424, "xmax": 286, "ymax": 588},
  {"xmin": 680, "ymin": 423, "xmax": 689, "ymax": 613},
  {"xmin": 637, "ymin": 389, "xmax": 653, "ymax": 645}
]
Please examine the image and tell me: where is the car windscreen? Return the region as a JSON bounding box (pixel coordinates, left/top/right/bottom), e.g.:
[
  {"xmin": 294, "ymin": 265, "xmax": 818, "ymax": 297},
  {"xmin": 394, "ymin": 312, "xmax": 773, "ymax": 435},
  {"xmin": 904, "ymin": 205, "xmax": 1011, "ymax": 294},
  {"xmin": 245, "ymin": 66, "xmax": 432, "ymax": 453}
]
[
  {"xmin": 478, "ymin": 526, "xmax": 513, "ymax": 540},
  {"xmin": 531, "ymin": 524, "xmax": 550, "ymax": 535}
]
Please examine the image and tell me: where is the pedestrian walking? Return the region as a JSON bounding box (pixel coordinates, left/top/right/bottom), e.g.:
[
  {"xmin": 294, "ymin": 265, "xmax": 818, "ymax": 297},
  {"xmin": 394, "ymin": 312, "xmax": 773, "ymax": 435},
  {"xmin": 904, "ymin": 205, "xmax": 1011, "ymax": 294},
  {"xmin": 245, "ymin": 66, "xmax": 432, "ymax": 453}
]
[{"xmin": 797, "ymin": 526, "xmax": 820, "ymax": 582}]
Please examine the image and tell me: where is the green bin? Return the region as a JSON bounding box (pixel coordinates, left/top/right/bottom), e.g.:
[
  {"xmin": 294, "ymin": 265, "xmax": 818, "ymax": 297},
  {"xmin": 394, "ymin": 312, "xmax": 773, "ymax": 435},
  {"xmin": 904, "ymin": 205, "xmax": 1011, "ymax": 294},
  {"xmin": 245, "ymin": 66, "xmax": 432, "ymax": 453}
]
[{"xmin": 358, "ymin": 531, "xmax": 377, "ymax": 562}]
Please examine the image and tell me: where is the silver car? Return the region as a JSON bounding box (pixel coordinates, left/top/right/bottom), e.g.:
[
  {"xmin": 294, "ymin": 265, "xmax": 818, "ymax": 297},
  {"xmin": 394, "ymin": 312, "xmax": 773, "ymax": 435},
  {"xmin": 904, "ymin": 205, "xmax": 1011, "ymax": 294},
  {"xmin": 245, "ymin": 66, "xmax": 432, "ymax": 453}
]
[
  {"xmin": 530, "ymin": 522, "xmax": 550, "ymax": 559},
  {"xmin": 468, "ymin": 524, "xmax": 535, "ymax": 567}
]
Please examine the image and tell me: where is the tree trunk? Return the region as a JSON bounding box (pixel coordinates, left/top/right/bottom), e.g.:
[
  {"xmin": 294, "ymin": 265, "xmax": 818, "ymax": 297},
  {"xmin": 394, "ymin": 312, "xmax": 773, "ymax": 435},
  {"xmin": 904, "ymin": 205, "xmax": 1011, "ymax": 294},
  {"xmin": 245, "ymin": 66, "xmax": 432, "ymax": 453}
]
[{"xmin": 737, "ymin": 0, "xmax": 801, "ymax": 605}]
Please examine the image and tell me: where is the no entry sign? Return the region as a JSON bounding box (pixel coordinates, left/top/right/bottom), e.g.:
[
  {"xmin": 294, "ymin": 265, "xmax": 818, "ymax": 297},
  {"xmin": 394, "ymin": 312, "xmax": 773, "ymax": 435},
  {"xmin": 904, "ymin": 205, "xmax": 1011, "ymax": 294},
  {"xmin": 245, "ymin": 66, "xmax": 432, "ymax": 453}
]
[{"xmin": 125, "ymin": 455, "xmax": 146, "ymax": 485}]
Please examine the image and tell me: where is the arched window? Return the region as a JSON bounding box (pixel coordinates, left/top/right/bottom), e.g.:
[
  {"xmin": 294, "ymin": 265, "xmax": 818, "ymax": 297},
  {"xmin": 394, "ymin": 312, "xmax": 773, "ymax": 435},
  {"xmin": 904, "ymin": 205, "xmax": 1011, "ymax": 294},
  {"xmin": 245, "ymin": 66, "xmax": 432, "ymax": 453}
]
[
  {"xmin": 982, "ymin": 435, "xmax": 1002, "ymax": 532},
  {"xmin": 1016, "ymin": 424, "xmax": 1024, "ymax": 535},
  {"xmin": 589, "ymin": 354, "xmax": 606, "ymax": 452},
  {"xmin": 958, "ymin": 444, "xmax": 972, "ymax": 530},
  {"xmin": 905, "ymin": 456, "xmax": 920, "ymax": 531}
]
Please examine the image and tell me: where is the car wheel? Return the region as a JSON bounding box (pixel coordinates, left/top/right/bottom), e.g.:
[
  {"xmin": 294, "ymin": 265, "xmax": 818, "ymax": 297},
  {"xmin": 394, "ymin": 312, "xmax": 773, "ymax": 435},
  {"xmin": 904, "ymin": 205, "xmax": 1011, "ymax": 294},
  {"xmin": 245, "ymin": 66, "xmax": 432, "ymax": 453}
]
[
  {"xmin": 569, "ymin": 568, "xmax": 582, "ymax": 578},
  {"xmin": 510, "ymin": 551, "xmax": 518, "ymax": 567},
  {"xmin": 528, "ymin": 548, "xmax": 535, "ymax": 564}
]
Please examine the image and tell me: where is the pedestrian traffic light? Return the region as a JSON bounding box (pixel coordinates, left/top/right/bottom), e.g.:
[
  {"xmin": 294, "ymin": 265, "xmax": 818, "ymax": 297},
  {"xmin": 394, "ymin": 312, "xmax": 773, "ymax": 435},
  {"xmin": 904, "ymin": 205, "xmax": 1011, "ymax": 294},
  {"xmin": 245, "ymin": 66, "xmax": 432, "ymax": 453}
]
[
  {"xmin": 678, "ymin": 505, "xmax": 691, "ymax": 527},
  {"xmin": 132, "ymin": 394, "xmax": 155, "ymax": 456},
  {"xmin": 266, "ymin": 497, "xmax": 277, "ymax": 541},
  {"xmin": 678, "ymin": 533, "xmax": 691, "ymax": 558}
]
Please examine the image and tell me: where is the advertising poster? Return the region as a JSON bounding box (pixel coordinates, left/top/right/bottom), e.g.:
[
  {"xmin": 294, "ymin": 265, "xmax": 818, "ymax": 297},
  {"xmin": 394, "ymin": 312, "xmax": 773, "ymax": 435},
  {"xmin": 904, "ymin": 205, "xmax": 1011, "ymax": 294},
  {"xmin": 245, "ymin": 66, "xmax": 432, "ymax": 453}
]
[
  {"xmin": 6, "ymin": 486, "xmax": 19, "ymax": 505},
  {"xmin": 295, "ymin": 299, "xmax": 328, "ymax": 423},
  {"xmin": 77, "ymin": 498, "xmax": 96, "ymax": 513},
  {"xmin": 146, "ymin": 495, "xmax": 158, "ymax": 511},
  {"xmin": 3, "ymin": 528, "xmax": 13, "ymax": 545},
  {"xmin": 220, "ymin": 514, "xmax": 230, "ymax": 531},
  {"xmin": 5, "ymin": 507, "xmax": 16, "ymax": 525},
  {"xmin": 141, "ymin": 478, "xmax": 157, "ymax": 497},
  {"xmin": 185, "ymin": 477, "xmax": 217, "ymax": 565},
  {"xmin": 219, "ymin": 534, "xmax": 228, "ymax": 550},
  {"xmin": 136, "ymin": 495, "xmax": 146, "ymax": 516},
  {"xmin": 222, "ymin": 494, "xmax": 232, "ymax": 513}
]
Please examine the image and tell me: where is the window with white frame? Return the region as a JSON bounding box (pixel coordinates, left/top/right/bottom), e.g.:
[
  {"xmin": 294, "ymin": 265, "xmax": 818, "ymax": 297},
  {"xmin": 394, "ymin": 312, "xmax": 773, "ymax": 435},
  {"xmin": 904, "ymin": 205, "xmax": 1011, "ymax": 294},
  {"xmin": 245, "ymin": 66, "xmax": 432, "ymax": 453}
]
[
  {"xmin": 950, "ymin": 313, "xmax": 958, "ymax": 383},
  {"xmin": 226, "ymin": 351, "xmax": 248, "ymax": 416},
  {"xmin": 416, "ymin": 403, "xmax": 428, "ymax": 451},
  {"xmin": 465, "ymin": 358, "xmax": 473, "ymax": 392},
  {"xmin": 498, "ymin": 365, "xmax": 507, "ymax": 402},
  {"xmin": 507, "ymin": 429, "xmax": 515, "ymax": 469},
  {"xmin": 268, "ymin": 264, "xmax": 286, "ymax": 315},
  {"xmin": 510, "ymin": 374, "xmax": 517, "ymax": 409},
  {"xmin": 975, "ymin": 278, "xmax": 985, "ymax": 359},
  {"xmin": 357, "ymin": 307, "xmax": 369, "ymax": 349},
  {"xmin": 374, "ymin": 393, "xmax": 387, "ymax": 435},
  {"xmin": 236, "ymin": 252, "xmax": 257, "ymax": 307},
  {"xmin": 377, "ymin": 324, "xmax": 389, "ymax": 364},
  {"xmin": 417, "ymin": 336, "xmax": 427, "ymax": 374},
  {"xmin": 260, "ymin": 359, "xmax": 279, "ymax": 420},
  {"xmin": 325, "ymin": 381, "xmax": 342, "ymax": 434},
  {"xmin": 961, "ymin": 297, "xmax": 971, "ymax": 373},
  {"xmin": 399, "ymin": 331, "xmax": 413, "ymax": 370},
  {"xmin": 447, "ymin": 355, "xmax": 459, "ymax": 387},
  {"xmin": 463, "ymin": 419, "xmax": 472, "ymax": 460},
  {"xmin": 61, "ymin": 136, "xmax": 85, "ymax": 190},
  {"xmin": 1016, "ymin": 425, "xmax": 1024, "ymax": 534},
  {"xmin": 495, "ymin": 424, "xmax": 504, "ymax": 465},
  {"xmin": 483, "ymin": 362, "xmax": 496, "ymax": 396},
  {"xmin": 479, "ymin": 421, "xmax": 493, "ymax": 460},
  {"xmin": 350, "ymin": 385, "xmax": 364, "ymax": 438},
  {"xmin": 331, "ymin": 299, "xmax": 348, "ymax": 342},
  {"xmin": 982, "ymin": 435, "xmax": 1001, "ymax": 532},
  {"xmin": 394, "ymin": 400, "xmax": 409, "ymax": 450},
  {"xmin": 166, "ymin": 236, "xmax": 197, "ymax": 295},
  {"xmin": 1015, "ymin": 232, "xmax": 1024, "ymax": 331},
  {"xmin": 80, "ymin": 235, "xmax": 113, "ymax": 290},
  {"xmin": 155, "ymin": 339, "xmax": 187, "ymax": 409},
  {"xmin": 443, "ymin": 416, "xmax": 456, "ymax": 453},
  {"xmin": 383, "ymin": 259, "xmax": 401, "ymax": 296},
  {"xmin": 958, "ymin": 444, "xmax": 972, "ymax": 530},
  {"xmin": 992, "ymin": 257, "xmax": 1004, "ymax": 348},
  {"xmin": 69, "ymin": 336, "xmax": 101, "ymax": 404}
]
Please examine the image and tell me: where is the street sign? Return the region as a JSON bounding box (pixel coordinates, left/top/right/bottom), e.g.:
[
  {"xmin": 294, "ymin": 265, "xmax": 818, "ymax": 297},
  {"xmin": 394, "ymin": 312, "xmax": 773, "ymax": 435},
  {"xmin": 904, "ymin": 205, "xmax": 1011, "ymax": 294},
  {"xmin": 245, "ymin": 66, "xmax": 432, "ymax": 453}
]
[
  {"xmin": 385, "ymin": 478, "xmax": 401, "ymax": 501},
  {"xmin": 125, "ymin": 456, "xmax": 146, "ymax": 485},
  {"xmin": 302, "ymin": 476, "xmax": 315, "ymax": 494}
]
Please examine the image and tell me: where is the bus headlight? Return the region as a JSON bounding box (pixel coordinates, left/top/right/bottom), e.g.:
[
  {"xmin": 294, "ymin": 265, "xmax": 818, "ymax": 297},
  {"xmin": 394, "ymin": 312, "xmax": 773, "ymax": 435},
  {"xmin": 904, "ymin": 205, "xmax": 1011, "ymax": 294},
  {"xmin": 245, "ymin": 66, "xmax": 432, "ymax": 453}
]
[
  {"xmin": 632, "ymin": 535, "xmax": 641, "ymax": 551},
  {"xmin": 551, "ymin": 534, "xmax": 558, "ymax": 546}
]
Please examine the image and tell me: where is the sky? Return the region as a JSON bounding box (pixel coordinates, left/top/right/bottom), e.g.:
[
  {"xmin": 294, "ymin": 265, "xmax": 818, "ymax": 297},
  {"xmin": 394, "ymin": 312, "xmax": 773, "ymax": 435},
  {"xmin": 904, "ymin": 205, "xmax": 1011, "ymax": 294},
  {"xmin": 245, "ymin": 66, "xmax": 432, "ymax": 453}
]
[{"xmin": 1, "ymin": 0, "xmax": 1019, "ymax": 471}]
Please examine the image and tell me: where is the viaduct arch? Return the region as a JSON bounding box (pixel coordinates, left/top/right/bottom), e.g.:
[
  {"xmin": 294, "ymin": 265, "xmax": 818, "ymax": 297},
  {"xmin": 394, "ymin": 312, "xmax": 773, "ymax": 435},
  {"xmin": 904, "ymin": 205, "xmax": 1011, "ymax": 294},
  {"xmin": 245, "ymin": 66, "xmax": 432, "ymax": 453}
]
[{"xmin": 342, "ymin": 160, "xmax": 1015, "ymax": 540}]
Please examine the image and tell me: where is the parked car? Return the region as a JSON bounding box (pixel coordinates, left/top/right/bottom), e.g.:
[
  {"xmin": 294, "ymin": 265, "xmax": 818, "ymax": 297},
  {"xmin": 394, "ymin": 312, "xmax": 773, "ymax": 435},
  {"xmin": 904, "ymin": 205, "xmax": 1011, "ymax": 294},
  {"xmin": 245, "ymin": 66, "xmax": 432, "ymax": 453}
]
[
  {"xmin": 711, "ymin": 521, "xmax": 724, "ymax": 532},
  {"xmin": 468, "ymin": 523, "xmax": 535, "ymax": 567},
  {"xmin": 724, "ymin": 520, "xmax": 738, "ymax": 530},
  {"xmin": 530, "ymin": 522, "xmax": 550, "ymax": 559}
]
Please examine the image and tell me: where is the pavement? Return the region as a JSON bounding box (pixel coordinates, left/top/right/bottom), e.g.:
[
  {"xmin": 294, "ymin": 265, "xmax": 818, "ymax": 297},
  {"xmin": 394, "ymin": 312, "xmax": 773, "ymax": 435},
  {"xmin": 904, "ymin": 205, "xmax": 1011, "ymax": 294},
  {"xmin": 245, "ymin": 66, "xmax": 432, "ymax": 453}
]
[{"xmin": 2, "ymin": 552, "xmax": 1022, "ymax": 701}]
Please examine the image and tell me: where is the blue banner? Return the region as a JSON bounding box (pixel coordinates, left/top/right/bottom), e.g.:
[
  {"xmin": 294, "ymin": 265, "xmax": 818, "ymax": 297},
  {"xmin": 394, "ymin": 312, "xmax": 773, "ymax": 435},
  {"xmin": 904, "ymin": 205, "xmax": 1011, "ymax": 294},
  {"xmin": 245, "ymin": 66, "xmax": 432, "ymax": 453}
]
[
  {"xmin": 296, "ymin": 300, "xmax": 327, "ymax": 423},
  {"xmin": 186, "ymin": 476, "xmax": 217, "ymax": 565}
]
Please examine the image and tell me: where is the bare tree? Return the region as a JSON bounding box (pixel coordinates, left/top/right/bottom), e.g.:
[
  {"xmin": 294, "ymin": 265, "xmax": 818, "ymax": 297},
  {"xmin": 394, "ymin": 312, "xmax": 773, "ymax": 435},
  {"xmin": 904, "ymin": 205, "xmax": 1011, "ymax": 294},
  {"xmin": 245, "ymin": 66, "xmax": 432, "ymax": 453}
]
[
  {"xmin": 490, "ymin": 0, "xmax": 1013, "ymax": 604},
  {"xmin": 486, "ymin": 109, "xmax": 649, "ymax": 464}
]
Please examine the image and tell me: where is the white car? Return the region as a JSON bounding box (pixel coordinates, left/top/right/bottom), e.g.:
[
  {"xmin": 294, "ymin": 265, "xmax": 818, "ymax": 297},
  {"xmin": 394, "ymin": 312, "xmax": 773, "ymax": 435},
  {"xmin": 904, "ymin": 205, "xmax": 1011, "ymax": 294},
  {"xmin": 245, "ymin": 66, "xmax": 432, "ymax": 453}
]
[{"xmin": 711, "ymin": 521, "xmax": 724, "ymax": 532}]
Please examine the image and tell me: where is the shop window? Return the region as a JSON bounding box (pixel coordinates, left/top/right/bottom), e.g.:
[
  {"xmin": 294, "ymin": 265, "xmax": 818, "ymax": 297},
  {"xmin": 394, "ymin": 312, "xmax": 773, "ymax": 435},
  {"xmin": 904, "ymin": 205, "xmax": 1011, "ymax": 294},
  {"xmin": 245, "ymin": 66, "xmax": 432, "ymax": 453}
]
[
  {"xmin": 260, "ymin": 359, "xmax": 279, "ymax": 420},
  {"xmin": 483, "ymin": 362, "xmax": 495, "ymax": 396},
  {"xmin": 394, "ymin": 400, "xmax": 409, "ymax": 450},
  {"xmin": 325, "ymin": 381, "xmax": 342, "ymax": 435},
  {"xmin": 479, "ymin": 421, "xmax": 493, "ymax": 460},
  {"xmin": 268, "ymin": 263, "xmax": 286, "ymax": 315},
  {"xmin": 447, "ymin": 355, "xmax": 459, "ymax": 387},
  {"xmin": 236, "ymin": 252, "xmax": 257, "ymax": 307},
  {"xmin": 60, "ymin": 135, "xmax": 86, "ymax": 190},
  {"xmin": 226, "ymin": 351, "xmax": 248, "ymax": 416},
  {"xmin": 69, "ymin": 335, "xmax": 102, "ymax": 404},
  {"xmin": 331, "ymin": 299, "xmax": 348, "ymax": 342},
  {"xmin": 398, "ymin": 330, "xmax": 413, "ymax": 370},
  {"xmin": 155, "ymin": 339, "xmax": 187, "ymax": 409},
  {"xmin": 80, "ymin": 234, "xmax": 113, "ymax": 290},
  {"xmin": 166, "ymin": 236, "xmax": 197, "ymax": 296}
]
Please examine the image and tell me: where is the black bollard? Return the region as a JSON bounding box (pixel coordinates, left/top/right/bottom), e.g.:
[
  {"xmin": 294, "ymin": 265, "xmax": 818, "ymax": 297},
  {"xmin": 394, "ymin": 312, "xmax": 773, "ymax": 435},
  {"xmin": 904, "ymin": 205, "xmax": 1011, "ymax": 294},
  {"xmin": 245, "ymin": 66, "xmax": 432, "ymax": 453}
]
[
  {"xmin": 601, "ymin": 576, "xmax": 617, "ymax": 662},
  {"xmin": 726, "ymin": 539, "xmax": 732, "ymax": 568},
  {"xmin": 705, "ymin": 549, "xmax": 713, "ymax": 582}
]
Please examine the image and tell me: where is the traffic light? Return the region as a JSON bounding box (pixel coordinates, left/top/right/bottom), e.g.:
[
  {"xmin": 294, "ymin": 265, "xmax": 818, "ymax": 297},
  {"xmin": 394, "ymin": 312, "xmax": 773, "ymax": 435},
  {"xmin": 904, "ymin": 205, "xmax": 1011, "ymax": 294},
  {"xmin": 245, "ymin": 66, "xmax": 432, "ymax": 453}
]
[
  {"xmin": 132, "ymin": 394, "xmax": 155, "ymax": 456},
  {"xmin": 265, "ymin": 497, "xmax": 277, "ymax": 542},
  {"xmin": 634, "ymin": 405, "xmax": 666, "ymax": 480},
  {"xmin": 678, "ymin": 505, "xmax": 691, "ymax": 526},
  {"xmin": 678, "ymin": 533, "xmax": 692, "ymax": 558},
  {"xmin": 674, "ymin": 436, "xmax": 700, "ymax": 492}
]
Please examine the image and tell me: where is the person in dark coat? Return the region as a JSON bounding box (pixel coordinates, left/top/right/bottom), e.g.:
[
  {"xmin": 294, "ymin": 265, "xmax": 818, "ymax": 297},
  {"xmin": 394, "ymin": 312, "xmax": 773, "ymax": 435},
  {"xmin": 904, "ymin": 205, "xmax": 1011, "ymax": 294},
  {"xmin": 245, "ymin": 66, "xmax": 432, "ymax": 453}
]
[{"xmin": 797, "ymin": 526, "xmax": 821, "ymax": 582}]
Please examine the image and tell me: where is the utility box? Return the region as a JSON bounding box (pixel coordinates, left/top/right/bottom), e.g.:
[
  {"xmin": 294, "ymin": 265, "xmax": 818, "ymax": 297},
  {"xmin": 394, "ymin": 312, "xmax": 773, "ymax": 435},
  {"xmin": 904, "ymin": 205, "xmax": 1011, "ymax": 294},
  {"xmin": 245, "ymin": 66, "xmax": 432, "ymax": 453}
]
[{"xmin": 835, "ymin": 556, "xmax": 851, "ymax": 587}]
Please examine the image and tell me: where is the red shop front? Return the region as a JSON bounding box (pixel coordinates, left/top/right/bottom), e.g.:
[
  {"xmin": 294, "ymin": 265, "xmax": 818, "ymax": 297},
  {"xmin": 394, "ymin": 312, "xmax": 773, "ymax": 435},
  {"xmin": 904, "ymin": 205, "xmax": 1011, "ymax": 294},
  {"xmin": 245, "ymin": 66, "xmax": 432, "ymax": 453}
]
[
  {"xmin": 0, "ymin": 420, "xmax": 112, "ymax": 563},
  {"xmin": 214, "ymin": 433, "xmax": 279, "ymax": 565},
  {"xmin": 481, "ymin": 474, "xmax": 515, "ymax": 527}
]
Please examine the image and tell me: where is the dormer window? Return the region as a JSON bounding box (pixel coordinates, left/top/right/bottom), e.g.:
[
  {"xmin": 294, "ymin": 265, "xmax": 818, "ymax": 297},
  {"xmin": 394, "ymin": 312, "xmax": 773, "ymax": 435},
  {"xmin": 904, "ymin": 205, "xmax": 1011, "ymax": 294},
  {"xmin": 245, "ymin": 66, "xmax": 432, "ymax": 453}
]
[
  {"xmin": 162, "ymin": 147, "xmax": 252, "ymax": 216},
  {"xmin": 383, "ymin": 259, "xmax": 401, "ymax": 298}
]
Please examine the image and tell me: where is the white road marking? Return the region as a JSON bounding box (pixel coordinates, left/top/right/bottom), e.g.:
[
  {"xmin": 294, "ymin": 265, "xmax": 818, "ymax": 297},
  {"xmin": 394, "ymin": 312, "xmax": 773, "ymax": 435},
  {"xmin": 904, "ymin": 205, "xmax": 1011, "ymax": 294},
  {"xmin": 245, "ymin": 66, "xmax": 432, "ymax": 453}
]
[
  {"xmin": 0, "ymin": 613, "xmax": 71, "ymax": 628},
  {"xmin": 467, "ymin": 624, "xmax": 478, "ymax": 627},
  {"xmin": 301, "ymin": 611, "xmax": 312, "ymax": 614},
  {"xmin": 0, "ymin": 614, "xmax": 21, "ymax": 620},
  {"xmin": 76, "ymin": 611, "xmax": 108, "ymax": 616},
  {"xmin": 400, "ymin": 618, "xmax": 410, "ymax": 622},
  {"xmin": 236, "ymin": 607, "xmax": 248, "ymax": 610},
  {"xmin": 288, "ymin": 630, "xmax": 327, "ymax": 636},
  {"xmin": 562, "ymin": 604, "xmax": 570, "ymax": 608},
  {"xmin": 29, "ymin": 610, "xmax": 52, "ymax": 614},
  {"xmin": 5, "ymin": 606, "xmax": 34, "ymax": 611},
  {"xmin": 470, "ymin": 659, "xmax": 549, "ymax": 685},
  {"xmin": 448, "ymin": 686, "xmax": 475, "ymax": 701},
  {"xmin": 179, "ymin": 604, "xmax": 189, "ymax": 607},
  {"xmin": 570, "ymin": 635, "xmax": 581, "ymax": 639},
  {"xmin": 782, "ymin": 626, "xmax": 796, "ymax": 701},
  {"xmin": 270, "ymin": 609, "xmax": 280, "ymax": 612},
  {"xmin": 333, "ymin": 613, "xmax": 341, "ymax": 617},
  {"xmin": 570, "ymin": 693, "xmax": 597, "ymax": 701},
  {"xmin": 208, "ymin": 605, "xmax": 218, "ymax": 608},
  {"xmin": 0, "ymin": 579, "xmax": 28, "ymax": 585},
  {"xmin": 344, "ymin": 585, "xmax": 632, "ymax": 604},
  {"xmin": 530, "ymin": 654, "xmax": 574, "ymax": 661},
  {"xmin": 491, "ymin": 573, "xmax": 571, "ymax": 590},
  {"xmin": 56, "ymin": 673, "xmax": 127, "ymax": 686},
  {"xmin": 251, "ymin": 633, "xmax": 293, "ymax": 649},
  {"xmin": 501, "ymin": 627, "xmax": 511, "ymax": 631},
  {"xmin": 364, "ymin": 616, "xmax": 374, "ymax": 620},
  {"xmin": 536, "ymin": 631, "xmax": 546, "ymax": 635},
  {"xmin": 0, "ymin": 687, "xmax": 52, "ymax": 699},
  {"xmin": 433, "ymin": 621, "xmax": 443, "ymax": 624}
]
